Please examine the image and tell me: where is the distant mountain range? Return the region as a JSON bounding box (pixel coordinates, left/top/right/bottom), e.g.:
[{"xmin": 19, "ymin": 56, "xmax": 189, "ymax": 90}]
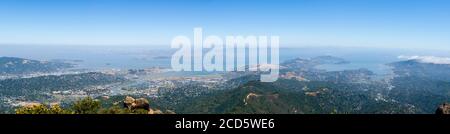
[
  {"xmin": 389, "ymin": 59, "xmax": 450, "ymax": 81},
  {"xmin": 0, "ymin": 57, "xmax": 73, "ymax": 75},
  {"xmin": 281, "ymin": 55, "xmax": 349, "ymax": 70}
]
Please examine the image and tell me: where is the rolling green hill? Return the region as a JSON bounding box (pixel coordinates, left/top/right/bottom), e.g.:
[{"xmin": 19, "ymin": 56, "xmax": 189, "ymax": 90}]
[{"xmin": 170, "ymin": 79, "xmax": 416, "ymax": 114}]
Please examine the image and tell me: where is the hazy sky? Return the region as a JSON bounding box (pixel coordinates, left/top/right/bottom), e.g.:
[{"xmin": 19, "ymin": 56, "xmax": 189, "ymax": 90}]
[{"xmin": 0, "ymin": 0, "xmax": 449, "ymax": 49}]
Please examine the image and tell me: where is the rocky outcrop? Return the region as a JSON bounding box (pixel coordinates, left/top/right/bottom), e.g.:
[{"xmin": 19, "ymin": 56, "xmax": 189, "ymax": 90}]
[
  {"xmin": 435, "ymin": 103, "xmax": 450, "ymax": 114},
  {"xmin": 122, "ymin": 96, "xmax": 175, "ymax": 114},
  {"xmin": 123, "ymin": 96, "xmax": 150, "ymax": 111}
]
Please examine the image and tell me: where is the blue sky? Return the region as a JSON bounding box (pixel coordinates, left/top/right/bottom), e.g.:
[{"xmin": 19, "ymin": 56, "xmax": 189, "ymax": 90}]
[{"xmin": 0, "ymin": 0, "xmax": 449, "ymax": 49}]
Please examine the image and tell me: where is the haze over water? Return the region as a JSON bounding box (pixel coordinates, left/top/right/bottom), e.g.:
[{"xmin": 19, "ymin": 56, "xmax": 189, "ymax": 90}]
[{"xmin": 2, "ymin": 45, "xmax": 448, "ymax": 76}]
